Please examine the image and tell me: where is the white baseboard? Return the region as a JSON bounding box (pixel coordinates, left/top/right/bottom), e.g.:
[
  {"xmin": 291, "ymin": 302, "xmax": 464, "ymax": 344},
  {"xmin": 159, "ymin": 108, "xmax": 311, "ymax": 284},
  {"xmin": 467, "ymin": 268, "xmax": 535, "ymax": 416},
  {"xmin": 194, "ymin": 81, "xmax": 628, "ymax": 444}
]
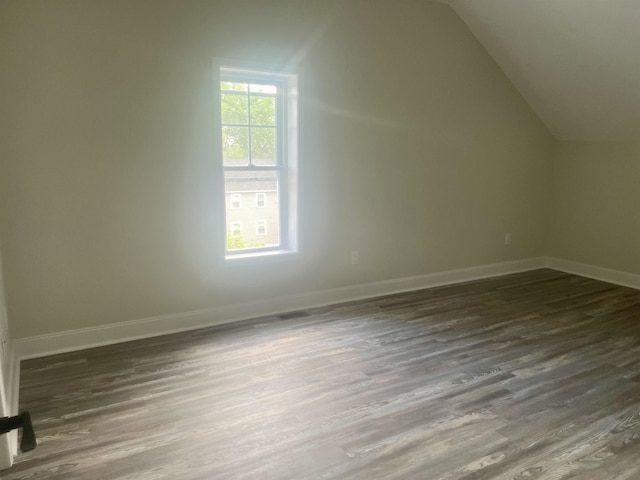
[
  {"xmin": 546, "ymin": 257, "xmax": 640, "ymax": 291},
  {"xmin": 14, "ymin": 257, "xmax": 546, "ymax": 360},
  {"xmin": 8, "ymin": 255, "xmax": 635, "ymax": 464}
]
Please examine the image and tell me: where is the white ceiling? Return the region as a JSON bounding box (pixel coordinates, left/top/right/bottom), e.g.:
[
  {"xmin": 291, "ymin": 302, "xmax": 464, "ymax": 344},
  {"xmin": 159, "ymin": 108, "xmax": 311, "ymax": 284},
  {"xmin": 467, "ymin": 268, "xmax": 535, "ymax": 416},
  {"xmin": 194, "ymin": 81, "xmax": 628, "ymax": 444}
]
[{"xmin": 440, "ymin": 0, "xmax": 640, "ymax": 141}]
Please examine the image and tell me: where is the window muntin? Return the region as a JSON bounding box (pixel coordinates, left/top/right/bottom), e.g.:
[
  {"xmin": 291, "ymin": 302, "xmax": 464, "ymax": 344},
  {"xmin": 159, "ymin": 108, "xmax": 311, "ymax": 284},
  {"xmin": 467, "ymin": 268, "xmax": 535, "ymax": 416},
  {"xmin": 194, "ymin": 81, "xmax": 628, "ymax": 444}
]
[
  {"xmin": 221, "ymin": 81, "xmax": 279, "ymax": 168},
  {"xmin": 219, "ymin": 65, "xmax": 298, "ymax": 258}
]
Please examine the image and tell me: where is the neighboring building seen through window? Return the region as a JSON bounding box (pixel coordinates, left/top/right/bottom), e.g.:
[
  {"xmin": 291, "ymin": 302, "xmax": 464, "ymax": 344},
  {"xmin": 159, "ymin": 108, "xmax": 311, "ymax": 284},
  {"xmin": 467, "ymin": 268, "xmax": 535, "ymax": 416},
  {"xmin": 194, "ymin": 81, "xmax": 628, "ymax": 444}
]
[{"xmin": 219, "ymin": 64, "xmax": 298, "ymax": 257}]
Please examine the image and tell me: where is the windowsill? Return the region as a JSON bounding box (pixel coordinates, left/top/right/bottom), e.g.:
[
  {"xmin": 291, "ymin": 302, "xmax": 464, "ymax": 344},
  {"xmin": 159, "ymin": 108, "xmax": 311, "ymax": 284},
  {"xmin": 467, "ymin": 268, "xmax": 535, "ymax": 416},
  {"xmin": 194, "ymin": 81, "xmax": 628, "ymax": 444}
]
[{"xmin": 225, "ymin": 248, "xmax": 298, "ymax": 262}]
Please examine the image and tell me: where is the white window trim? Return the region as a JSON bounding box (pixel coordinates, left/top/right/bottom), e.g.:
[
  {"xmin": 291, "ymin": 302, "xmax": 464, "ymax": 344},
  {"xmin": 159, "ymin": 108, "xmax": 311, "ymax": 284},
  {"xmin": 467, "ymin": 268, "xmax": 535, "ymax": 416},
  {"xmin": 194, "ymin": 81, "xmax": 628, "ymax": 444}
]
[
  {"xmin": 255, "ymin": 220, "xmax": 267, "ymax": 236},
  {"xmin": 226, "ymin": 189, "xmax": 277, "ymax": 194},
  {"xmin": 231, "ymin": 222, "xmax": 242, "ymax": 238},
  {"xmin": 229, "ymin": 193, "xmax": 242, "ymax": 209},
  {"xmin": 214, "ymin": 59, "xmax": 299, "ymax": 261},
  {"xmin": 255, "ymin": 192, "xmax": 266, "ymax": 208}
]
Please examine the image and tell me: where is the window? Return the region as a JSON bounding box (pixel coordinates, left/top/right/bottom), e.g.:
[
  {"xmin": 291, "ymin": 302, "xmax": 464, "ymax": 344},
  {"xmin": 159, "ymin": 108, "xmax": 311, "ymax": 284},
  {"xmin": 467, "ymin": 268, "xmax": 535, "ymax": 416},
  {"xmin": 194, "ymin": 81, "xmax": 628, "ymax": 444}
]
[
  {"xmin": 229, "ymin": 193, "xmax": 242, "ymax": 209},
  {"xmin": 231, "ymin": 222, "xmax": 242, "ymax": 238},
  {"xmin": 217, "ymin": 63, "xmax": 299, "ymax": 259}
]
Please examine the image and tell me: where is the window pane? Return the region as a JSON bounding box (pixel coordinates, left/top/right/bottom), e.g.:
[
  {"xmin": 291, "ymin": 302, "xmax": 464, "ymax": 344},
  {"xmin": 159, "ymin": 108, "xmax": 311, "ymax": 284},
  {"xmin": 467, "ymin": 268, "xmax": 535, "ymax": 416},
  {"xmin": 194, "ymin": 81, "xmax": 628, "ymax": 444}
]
[
  {"xmin": 250, "ymin": 84, "xmax": 277, "ymax": 94},
  {"xmin": 251, "ymin": 127, "xmax": 276, "ymax": 166},
  {"xmin": 222, "ymin": 126, "xmax": 249, "ymax": 166},
  {"xmin": 221, "ymin": 81, "xmax": 248, "ymax": 92},
  {"xmin": 229, "ymin": 193, "xmax": 241, "ymax": 209},
  {"xmin": 225, "ymin": 170, "xmax": 280, "ymax": 251},
  {"xmin": 221, "ymin": 93, "xmax": 248, "ymax": 125},
  {"xmin": 250, "ymin": 95, "xmax": 276, "ymax": 126}
]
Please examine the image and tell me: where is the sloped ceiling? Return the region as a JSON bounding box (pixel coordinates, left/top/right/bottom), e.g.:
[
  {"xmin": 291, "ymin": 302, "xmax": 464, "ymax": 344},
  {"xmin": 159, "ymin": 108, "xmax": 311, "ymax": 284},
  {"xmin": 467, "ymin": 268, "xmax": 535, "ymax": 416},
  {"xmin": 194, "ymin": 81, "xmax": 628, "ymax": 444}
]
[{"xmin": 440, "ymin": 0, "xmax": 640, "ymax": 141}]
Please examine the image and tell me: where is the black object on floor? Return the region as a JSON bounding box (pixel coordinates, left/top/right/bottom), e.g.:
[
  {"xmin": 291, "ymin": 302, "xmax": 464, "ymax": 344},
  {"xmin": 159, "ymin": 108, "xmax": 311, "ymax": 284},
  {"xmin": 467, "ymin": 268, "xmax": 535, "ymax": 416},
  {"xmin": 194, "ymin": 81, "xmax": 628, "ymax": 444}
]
[{"xmin": 0, "ymin": 412, "xmax": 37, "ymax": 452}]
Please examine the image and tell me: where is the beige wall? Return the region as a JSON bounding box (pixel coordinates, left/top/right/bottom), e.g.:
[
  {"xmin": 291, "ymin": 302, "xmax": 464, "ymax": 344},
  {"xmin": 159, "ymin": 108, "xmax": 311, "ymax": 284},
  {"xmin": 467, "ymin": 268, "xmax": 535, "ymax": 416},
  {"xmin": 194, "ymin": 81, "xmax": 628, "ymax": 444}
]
[
  {"xmin": 0, "ymin": 0, "xmax": 553, "ymax": 339},
  {"xmin": 548, "ymin": 142, "xmax": 640, "ymax": 274}
]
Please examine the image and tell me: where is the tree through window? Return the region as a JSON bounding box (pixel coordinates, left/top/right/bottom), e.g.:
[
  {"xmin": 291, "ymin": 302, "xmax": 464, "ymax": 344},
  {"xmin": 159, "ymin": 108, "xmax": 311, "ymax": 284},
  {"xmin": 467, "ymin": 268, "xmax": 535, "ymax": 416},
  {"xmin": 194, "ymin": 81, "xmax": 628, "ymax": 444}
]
[{"xmin": 218, "ymin": 65, "xmax": 299, "ymax": 258}]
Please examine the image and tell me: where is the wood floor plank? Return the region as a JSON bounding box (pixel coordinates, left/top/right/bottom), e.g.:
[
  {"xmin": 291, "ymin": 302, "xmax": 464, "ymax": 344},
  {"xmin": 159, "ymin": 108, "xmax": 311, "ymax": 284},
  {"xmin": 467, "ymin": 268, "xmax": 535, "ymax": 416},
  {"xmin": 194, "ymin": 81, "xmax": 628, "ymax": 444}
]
[{"xmin": 6, "ymin": 268, "xmax": 640, "ymax": 479}]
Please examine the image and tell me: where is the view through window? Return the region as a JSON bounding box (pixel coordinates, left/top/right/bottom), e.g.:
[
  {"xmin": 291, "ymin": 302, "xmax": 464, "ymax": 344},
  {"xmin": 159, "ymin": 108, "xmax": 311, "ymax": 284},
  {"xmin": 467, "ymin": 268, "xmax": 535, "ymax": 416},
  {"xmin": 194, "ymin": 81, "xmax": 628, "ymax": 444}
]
[{"xmin": 219, "ymin": 66, "xmax": 298, "ymax": 257}]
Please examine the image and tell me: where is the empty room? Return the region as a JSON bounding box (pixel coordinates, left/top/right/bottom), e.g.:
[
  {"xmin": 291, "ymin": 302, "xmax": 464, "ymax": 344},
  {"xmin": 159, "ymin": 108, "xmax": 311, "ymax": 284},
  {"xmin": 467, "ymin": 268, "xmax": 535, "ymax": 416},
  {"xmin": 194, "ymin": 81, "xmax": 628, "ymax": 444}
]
[{"xmin": 1, "ymin": 0, "xmax": 640, "ymax": 478}]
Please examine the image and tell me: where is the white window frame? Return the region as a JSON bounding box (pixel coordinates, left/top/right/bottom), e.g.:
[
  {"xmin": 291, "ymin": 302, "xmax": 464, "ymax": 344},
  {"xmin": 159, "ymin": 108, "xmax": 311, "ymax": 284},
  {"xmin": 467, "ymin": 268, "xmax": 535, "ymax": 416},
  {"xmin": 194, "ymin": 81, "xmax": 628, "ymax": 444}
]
[
  {"xmin": 214, "ymin": 61, "xmax": 299, "ymax": 260},
  {"xmin": 231, "ymin": 222, "xmax": 242, "ymax": 238},
  {"xmin": 255, "ymin": 192, "xmax": 266, "ymax": 208},
  {"xmin": 229, "ymin": 193, "xmax": 242, "ymax": 209},
  {"xmin": 255, "ymin": 220, "xmax": 267, "ymax": 236}
]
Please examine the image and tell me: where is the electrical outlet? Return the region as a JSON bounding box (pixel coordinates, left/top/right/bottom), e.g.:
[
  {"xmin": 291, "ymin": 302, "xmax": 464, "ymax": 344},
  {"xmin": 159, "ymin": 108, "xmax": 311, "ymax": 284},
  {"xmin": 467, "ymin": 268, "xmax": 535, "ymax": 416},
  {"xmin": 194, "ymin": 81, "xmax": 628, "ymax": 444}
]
[
  {"xmin": 504, "ymin": 233, "xmax": 512, "ymax": 246},
  {"xmin": 350, "ymin": 250, "xmax": 359, "ymax": 265}
]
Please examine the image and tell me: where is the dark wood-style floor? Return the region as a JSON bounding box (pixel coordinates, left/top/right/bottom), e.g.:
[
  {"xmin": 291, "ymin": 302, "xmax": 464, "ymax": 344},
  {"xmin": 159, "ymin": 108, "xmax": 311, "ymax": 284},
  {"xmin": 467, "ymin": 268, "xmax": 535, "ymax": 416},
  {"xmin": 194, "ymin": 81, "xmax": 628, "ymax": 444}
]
[{"xmin": 7, "ymin": 268, "xmax": 640, "ymax": 479}]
